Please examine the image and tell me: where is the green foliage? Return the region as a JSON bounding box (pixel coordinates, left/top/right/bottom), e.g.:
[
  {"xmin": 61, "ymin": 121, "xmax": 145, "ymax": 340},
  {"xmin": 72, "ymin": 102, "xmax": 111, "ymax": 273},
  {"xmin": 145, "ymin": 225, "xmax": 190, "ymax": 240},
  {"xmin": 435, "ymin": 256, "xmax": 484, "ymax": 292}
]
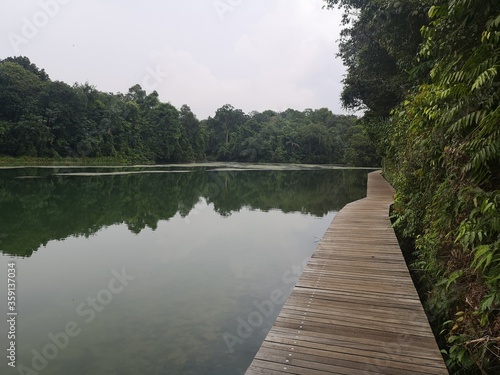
[
  {"xmin": 0, "ymin": 57, "xmax": 377, "ymax": 166},
  {"xmin": 204, "ymin": 106, "xmax": 370, "ymax": 165},
  {"xmin": 0, "ymin": 58, "xmax": 206, "ymax": 164},
  {"xmin": 328, "ymin": 0, "xmax": 500, "ymax": 372},
  {"xmin": 0, "ymin": 62, "xmax": 42, "ymax": 122},
  {"xmin": 324, "ymin": 0, "xmax": 432, "ymax": 116},
  {"xmin": 344, "ymin": 124, "xmax": 380, "ymax": 167},
  {"xmin": 394, "ymin": 1, "xmax": 500, "ymax": 372}
]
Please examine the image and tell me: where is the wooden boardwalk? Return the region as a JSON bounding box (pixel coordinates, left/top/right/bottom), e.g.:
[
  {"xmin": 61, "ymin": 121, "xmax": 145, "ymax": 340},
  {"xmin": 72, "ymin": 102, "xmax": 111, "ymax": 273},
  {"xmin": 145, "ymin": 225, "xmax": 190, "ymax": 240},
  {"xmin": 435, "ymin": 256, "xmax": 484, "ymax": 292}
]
[{"xmin": 245, "ymin": 171, "xmax": 448, "ymax": 375}]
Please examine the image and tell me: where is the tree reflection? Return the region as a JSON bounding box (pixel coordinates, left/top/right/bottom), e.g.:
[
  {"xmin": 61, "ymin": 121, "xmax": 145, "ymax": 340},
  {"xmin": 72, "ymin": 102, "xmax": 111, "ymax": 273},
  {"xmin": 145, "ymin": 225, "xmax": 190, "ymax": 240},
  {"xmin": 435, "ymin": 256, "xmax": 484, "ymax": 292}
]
[{"xmin": 0, "ymin": 168, "xmax": 369, "ymax": 257}]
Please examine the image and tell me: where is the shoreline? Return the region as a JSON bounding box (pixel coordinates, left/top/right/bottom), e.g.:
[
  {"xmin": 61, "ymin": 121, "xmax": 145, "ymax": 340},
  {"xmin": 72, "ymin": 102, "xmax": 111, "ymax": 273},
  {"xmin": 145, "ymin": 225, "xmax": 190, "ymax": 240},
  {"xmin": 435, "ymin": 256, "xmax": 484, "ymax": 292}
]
[{"xmin": 0, "ymin": 160, "xmax": 380, "ymax": 171}]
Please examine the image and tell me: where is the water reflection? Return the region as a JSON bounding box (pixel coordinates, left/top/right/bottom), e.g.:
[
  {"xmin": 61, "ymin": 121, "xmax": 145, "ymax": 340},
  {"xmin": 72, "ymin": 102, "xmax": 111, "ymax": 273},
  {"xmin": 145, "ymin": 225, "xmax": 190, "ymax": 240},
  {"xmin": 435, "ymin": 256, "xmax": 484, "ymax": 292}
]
[
  {"xmin": 0, "ymin": 167, "xmax": 368, "ymax": 257},
  {"xmin": 0, "ymin": 166, "xmax": 371, "ymax": 375}
]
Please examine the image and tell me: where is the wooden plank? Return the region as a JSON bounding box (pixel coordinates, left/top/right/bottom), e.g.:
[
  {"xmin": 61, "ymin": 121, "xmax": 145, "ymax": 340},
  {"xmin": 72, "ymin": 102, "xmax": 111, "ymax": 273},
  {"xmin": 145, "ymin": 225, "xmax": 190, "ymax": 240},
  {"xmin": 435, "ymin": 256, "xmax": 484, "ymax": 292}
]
[
  {"xmin": 266, "ymin": 327, "xmax": 445, "ymax": 362},
  {"xmin": 264, "ymin": 330, "xmax": 444, "ymax": 364},
  {"xmin": 245, "ymin": 171, "xmax": 448, "ymax": 374}
]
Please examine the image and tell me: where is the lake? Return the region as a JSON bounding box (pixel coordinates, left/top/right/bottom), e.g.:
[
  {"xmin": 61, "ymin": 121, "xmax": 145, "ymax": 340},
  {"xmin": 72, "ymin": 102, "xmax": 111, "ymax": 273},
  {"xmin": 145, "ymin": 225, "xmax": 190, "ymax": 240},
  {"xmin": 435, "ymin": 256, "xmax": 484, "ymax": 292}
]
[{"xmin": 0, "ymin": 164, "xmax": 371, "ymax": 375}]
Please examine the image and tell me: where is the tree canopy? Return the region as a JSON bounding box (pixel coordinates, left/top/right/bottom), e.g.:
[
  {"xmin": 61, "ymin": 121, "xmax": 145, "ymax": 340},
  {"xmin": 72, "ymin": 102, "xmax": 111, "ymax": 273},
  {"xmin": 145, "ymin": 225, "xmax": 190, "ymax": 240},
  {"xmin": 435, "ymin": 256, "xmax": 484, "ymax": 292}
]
[{"xmin": 0, "ymin": 57, "xmax": 378, "ymax": 167}]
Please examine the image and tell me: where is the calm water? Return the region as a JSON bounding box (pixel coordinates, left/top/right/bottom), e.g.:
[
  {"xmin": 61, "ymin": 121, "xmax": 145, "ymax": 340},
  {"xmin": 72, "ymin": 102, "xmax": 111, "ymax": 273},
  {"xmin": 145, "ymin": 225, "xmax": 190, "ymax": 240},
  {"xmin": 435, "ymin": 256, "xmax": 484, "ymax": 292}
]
[{"xmin": 0, "ymin": 164, "xmax": 370, "ymax": 375}]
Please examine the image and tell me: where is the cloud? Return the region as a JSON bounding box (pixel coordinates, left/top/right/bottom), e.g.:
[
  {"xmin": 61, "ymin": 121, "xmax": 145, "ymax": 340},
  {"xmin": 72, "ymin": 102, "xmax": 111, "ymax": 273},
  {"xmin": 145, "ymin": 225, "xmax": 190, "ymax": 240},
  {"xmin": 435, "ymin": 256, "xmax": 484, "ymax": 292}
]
[
  {"xmin": 0, "ymin": 0, "xmax": 347, "ymax": 119},
  {"xmin": 149, "ymin": 46, "xmax": 253, "ymax": 118},
  {"xmin": 149, "ymin": 0, "xmax": 346, "ymax": 117}
]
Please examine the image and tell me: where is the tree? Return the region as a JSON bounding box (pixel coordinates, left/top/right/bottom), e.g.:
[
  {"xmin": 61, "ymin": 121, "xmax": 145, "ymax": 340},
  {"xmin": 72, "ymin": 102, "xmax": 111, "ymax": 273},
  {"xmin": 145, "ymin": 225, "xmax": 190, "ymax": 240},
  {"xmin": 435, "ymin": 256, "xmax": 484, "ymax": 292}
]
[
  {"xmin": 126, "ymin": 84, "xmax": 146, "ymax": 105},
  {"xmin": 179, "ymin": 105, "xmax": 205, "ymax": 161},
  {"xmin": 0, "ymin": 56, "xmax": 370, "ymax": 166},
  {"xmin": 1, "ymin": 56, "xmax": 49, "ymax": 81},
  {"xmin": 38, "ymin": 80, "xmax": 86, "ymax": 156},
  {"xmin": 142, "ymin": 102, "xmax": 181, "ymax": 162},
  {"xmin": 344, "ymin": 124, "xmax": 379, "ymax": 166},
  {"xmin": 326, "ymin": 0, "xmax": 500, "ymax": 371},
  {"xmin": 297, "ymin": 123, "xmax": 335, "ymax": 164},
  {"xmin": 0, "ymin": 61, "xmax": 42, "ymax": 122},
  {"xmin": 206, "ymin": 104, "xmax": 247, "ymax": 160},
  {"xmin": 324, "ymin": 1, "xmax": 430, "ymax": 116}
]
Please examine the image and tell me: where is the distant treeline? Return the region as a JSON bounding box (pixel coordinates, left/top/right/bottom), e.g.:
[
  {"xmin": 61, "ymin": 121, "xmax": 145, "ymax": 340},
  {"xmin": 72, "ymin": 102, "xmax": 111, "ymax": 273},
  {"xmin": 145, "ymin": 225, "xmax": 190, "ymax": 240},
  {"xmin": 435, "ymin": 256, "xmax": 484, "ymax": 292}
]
[{"xmin": 0, "ymin": 56, "xmax": 379, "ymax": 166}]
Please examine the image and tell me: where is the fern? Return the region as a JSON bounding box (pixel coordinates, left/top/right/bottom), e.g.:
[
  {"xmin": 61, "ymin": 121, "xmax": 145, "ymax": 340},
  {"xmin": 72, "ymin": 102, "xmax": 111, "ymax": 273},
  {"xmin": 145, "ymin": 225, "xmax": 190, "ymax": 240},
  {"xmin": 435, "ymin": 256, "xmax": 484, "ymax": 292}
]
[{"xmin": 471, "ymin": 66, "xmax": 498, "ymax": 91}]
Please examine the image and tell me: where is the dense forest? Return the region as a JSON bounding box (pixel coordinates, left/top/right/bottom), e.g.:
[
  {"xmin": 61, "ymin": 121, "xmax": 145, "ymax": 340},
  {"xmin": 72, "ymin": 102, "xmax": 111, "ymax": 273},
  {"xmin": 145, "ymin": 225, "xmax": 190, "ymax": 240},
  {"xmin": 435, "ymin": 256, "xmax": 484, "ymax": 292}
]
[
  {"xmin": 325, "ymin": 0, "xmax": 500, "ymax": 372},
  {"xmin": 0, "ymin": 56, "xmax": 378, "ymax": 166}
]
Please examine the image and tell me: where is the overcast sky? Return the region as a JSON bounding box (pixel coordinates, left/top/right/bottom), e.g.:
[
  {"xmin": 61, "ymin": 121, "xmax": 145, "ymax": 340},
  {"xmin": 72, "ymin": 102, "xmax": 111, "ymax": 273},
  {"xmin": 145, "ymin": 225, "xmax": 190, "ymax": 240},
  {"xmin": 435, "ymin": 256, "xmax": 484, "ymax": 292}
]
[{"xmin": 1, "ymin": 0, "xmax": 348, "ymax": 119}]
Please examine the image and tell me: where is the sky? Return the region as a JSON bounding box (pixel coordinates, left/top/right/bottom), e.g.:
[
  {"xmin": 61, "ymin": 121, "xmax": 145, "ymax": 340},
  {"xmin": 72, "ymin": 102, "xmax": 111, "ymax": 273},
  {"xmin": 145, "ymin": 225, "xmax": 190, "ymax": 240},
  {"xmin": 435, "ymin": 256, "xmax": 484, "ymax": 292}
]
[{"xmin": 0, "ymin": 0, "xmax": 348, "ymax": 120}]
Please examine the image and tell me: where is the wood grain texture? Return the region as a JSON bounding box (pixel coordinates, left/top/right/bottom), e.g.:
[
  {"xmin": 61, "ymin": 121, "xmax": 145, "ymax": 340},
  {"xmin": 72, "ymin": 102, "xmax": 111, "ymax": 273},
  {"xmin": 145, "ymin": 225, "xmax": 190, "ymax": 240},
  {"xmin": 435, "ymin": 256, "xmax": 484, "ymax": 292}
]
[{"xmin": 245, "ymin": 171, "xmax": 448, "ymax": 375}]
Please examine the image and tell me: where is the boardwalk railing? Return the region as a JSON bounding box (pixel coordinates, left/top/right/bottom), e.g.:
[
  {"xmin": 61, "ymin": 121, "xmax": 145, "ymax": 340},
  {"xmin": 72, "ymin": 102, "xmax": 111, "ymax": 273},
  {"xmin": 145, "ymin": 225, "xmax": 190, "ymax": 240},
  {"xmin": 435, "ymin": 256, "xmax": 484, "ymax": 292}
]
[{"xmin": 245, "ymin": 171, "xmax": 448, "ymax": 375}]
